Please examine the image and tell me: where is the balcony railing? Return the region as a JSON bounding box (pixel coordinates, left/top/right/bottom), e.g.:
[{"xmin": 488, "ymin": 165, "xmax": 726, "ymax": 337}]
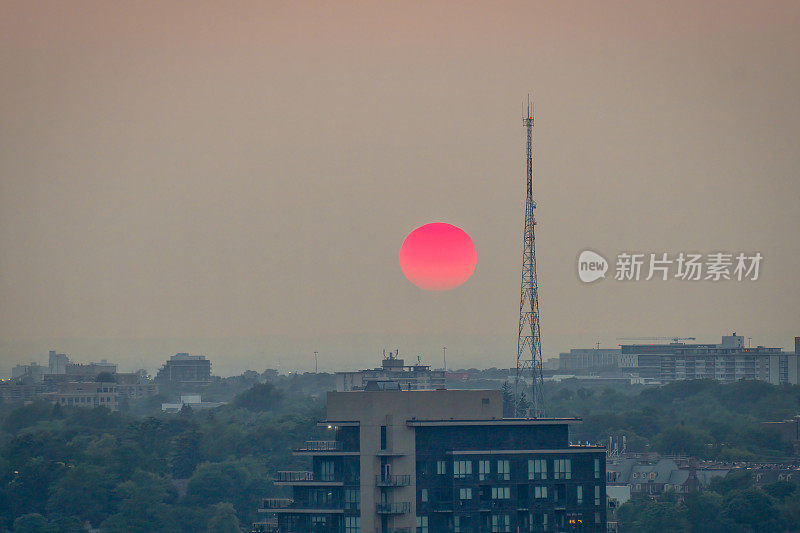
[
  {"xmin": 376, "ymin": 502, "xmax": 411, "ymax": 514},
  {"xmin": 295, "ymin": 440, "xmax": 343, "ymax": 451},
  {"xmin": 275, "ymin": 471, "xmax": 314, "ymax": 482},
  {"xmin": 260, "ymin": 498, "xmax": 293, "ymax": 509},
  {"xmin": 376, "ymin": 474, "xmax": 411, "ymax": 487}
]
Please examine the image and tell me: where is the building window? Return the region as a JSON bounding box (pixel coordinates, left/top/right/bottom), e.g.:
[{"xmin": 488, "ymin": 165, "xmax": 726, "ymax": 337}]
[
  {"xmin": 320, "ymin": 460, "xmax": 334, "ymax": 481},
  {"xmin": 594, "ymin": 458, "xmax": 600, "ymax": 479},
  {"xmin": 529, "ymin": 512, "xmax": 549, "ymax": 531},
  {"xmin": 491, "ymin": 514, "xmax": 510, "ymax": 532},
  {"xmin": 479, "ymin": 459, "xmax": 491, "ymax": 480},
  {"xmin": 454, "ymin": 516, "xmax": 461, "ymax": 533},
  {"xmin": 577, "ymin": 486, "xmax": 583, "ymax": 505},
  {"xmin": 380, "ymin": 426, "xmax": 387, "ymax": 450},
  {"xmin": 491, "ymin": 486, "xmax": 510, "ymax": 499},
  {"xmin": 416, "ymin": 516, "xmax": 429, "ymax": 533},
  {"xmin": 421, "ymin": 488, "xmax": 428, "ymax": 503},
  {"xmin": 345, "ymin": 516, "xmax": 360, "ymax": 533},
  {"xmin": 497, "ymin": 459, "xmax": 510, "ymax": 481},
  {"xmin": 554, "ymin": 459, "xmax": 571, "ymax": 480},
  {"xmin": 311, "ymin": 516, "xmax": 327, "ymax": 527},
  {"xmin": 528, "ymin": 459, "xmax": 547, "ymax": 480},
  {"xmin": 345, "ymin": 488, "xmax": 360, "ymax": 511},
  {"xmin": 459, "ymin": 487, "xmax": 473, "ymax": 500},
  {"xmin": 595, "ymin": 512, "xmax": 601, "ymax": 524},
  {"xmin": 437, "ymin": 460, "xmax": 447, "ymax": 475},
  {"xmin": 595, "ymin": 485, "xmax": 600, "ymax": 506},
  {"xmin": 454, "ymin": 460, "xmax": 473, "ymax": 478},
  {"xmin": 534, "ymin": 486, "xmax": 548, "ymax": 499}
]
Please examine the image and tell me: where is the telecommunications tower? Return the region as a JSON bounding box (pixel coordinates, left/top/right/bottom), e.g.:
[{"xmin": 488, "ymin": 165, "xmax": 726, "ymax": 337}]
[{"xmin": 514, "ymin": 96, "xmax": 545, "ymax": 418}]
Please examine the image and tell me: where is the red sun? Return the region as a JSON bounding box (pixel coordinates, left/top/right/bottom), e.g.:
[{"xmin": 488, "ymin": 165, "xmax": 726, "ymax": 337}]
[{"xmin": 399, "ymin": 223, "xmax": 477, "ymax": 291}]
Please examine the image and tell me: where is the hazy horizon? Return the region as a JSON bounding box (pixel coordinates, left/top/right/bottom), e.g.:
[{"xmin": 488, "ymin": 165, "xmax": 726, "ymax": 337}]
[{"xmin": 2, "ymin": 2, "xmax": 799, "ymax": 377}]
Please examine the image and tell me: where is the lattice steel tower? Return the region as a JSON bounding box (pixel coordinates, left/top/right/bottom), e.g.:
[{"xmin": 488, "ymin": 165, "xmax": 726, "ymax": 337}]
[{"xmin": 515, "ymin": 97, "xmax": 545, "ymax": 418}]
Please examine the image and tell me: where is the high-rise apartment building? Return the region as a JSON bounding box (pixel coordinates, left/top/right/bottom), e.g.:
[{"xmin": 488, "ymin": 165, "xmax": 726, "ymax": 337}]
[{"xmin": 260, "ymin": 388, "xmax": 606, "ymax": 532}]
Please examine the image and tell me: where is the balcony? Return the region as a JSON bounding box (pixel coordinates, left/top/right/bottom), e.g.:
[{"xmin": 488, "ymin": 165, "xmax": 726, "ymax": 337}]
[
  {"xmin": 376, "ymin": 474, "xmax": 411, "ymax": 487},
  {"xmin": 273, "ymin": 471, "xmax": 346, "ymax": 486},
  {"xmin": 293, "ymin": 440, "xmax": 358, "ymax": 455},
  {"xmin": 275, "ymin": 471, "xmax": 313, "ymax": 482},
  {"xmin": 298, "ymin": 440, "xmax": 342, "ymax": 451},
  {"xmin": 259, "ymin": 498, "xmax": 293, "ymax": 510},
  {"xmin": 376, "ymin": 501, "xmax": 411, "ymax": 514}
]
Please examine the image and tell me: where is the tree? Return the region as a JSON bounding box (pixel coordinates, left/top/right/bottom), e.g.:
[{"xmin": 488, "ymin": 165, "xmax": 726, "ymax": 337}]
[
  {"xmin": 46, "ymin": 464, "xmax": 118, "ymax": 526},
  {"xmin": 185, "ymin": 461, "xmax": 250, "ymax": 511},
  {"xmin": 100, "ymin": 471, "xmax": 180, "ymax": 533},
  {"xmin": 653, "ymin": 425, "xmax": 709, "ymax": 456},
  {"xmin": 516, "ymin": 391, "xmax": 530, "ymax": 416},
  {"xmin": 233, "ymin": 383, "xmax": 282, "ymax": 412},
  {"xmin": 707, "ymin": 470, "xmax": 753, "ymax": 495},
  {"xmin": 169, "ymin": 430, "xmax": 203, "ymax": 478},
  {"xmin": 617, "ymin": 494, "xmax": 689, "ymax": 533},
  {"xmin": 722, "ymin": 489, "xmax": 780, "ymax": 531},
  {"xmin": 501, "ymin": 381, "xmax": 514, "ymax": 417},
  {"xmin": 205, "ymin": 502, "xmax": 239, "ymax": 533},
  {"xmin": 12, "ymin": 513, "xmax": 54, "ymax": 533},
  {"xmin": 684, "ymin": 490, "xmax": 729, "ymax": 533}
]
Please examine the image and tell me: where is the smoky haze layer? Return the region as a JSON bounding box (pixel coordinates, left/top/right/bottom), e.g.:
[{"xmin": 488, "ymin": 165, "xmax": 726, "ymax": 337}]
[{"xmin": 1, "ymin": 1, "xmax": 799, "ymax": 375}]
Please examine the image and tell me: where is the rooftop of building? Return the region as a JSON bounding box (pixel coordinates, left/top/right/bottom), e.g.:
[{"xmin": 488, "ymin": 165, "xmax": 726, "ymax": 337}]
[{"xmin": 168, "ymin": 353, "xmax": 208, "ymax": 361}]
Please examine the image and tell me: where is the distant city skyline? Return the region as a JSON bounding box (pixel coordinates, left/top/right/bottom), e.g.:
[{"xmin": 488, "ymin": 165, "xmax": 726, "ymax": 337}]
[
  {"xmin": 2, "ymin": 2, "xmax": 798, "ymax": 376},
  {"xmin": 2, "ymin": 331, "xmax": 796, "ymax": 379}
]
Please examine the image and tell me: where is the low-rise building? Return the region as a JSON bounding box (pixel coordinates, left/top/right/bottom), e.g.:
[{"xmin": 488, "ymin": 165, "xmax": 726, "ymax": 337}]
[
  {"xmin": 115, "ymin": 371, "xmax": 158, "ymax": 400},
  {"xmin": 335, "ymin": 351, "xmax": 446, "ymax": 392},
  {"xmin": 607, "ymin": 458, "xmax": 728, "ymax": 498},
  {"xmin": 559, "ymin": 349, "xmax": 622, "ymax": 371},
  {"xmin": 620, "ymin": 335, "xmax": 799, "ymax": 385},
  {"xmin": 44, "ymin": 381, "xmax": 120, "ymax": 410},
  {"xmin": 156, "ymin": 353, "xmax": 212, "ymax": 384},
  {"xmin": 162, "ymin": 394, "xmax": 225, "ymax": 412}
]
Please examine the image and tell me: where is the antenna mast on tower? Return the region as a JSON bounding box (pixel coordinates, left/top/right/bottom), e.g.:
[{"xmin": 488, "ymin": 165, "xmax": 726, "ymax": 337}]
[{"xmin": 515, "ymin": 95, "xmax": 545, "ymax": 418}]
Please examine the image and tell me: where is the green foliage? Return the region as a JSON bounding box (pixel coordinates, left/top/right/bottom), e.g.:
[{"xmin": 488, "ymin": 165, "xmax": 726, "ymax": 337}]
[
  {"xmin": 205, "ymin": 502, "xmax": 240, "ymax": 533},
  {"xmin": 618, "ymin": 493, "xmax": 690, "ymax": 532},
  {"xmin": 233, "ymin": 382, "xmax": 283, "ymax": 412},
  {"xmin": 553, "ymin": 379, "xmax": 800, "ymax": 461},
  {"xmin": 619, "ymin": 470, "xmax": 800, "ymax": 532},
  {"xmin": 0, "ymin": 373, "xmax": 327, "ymax": 531}
]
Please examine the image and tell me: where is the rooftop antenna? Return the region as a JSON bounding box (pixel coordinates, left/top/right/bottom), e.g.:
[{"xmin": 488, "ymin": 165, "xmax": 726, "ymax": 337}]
[
  {"xmin": 514, "ymin": 93, "xmax": 546, "ymax": 418},
  {"xmin": 443, "ymin": 346, "xmax": 447, "ymax": 372},
  {"xmin": 313, "ymin": 351, "xmax": 318, "ymax": 373}
]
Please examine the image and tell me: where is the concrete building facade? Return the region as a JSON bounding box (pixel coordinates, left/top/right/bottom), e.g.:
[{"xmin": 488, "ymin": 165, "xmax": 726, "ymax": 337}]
[
  {"xmin": 155, "ymin": 353, "xmax": 212, "ymax": 384},
  {"xmin": 621, "ymin": 335, "xmax": 799, "ymax": 385},
  {"xmin": 558, "ymin": 349, "xmax": 621, "ymax": 371},
  {"xmin": 263, "ymin": 389, "xmax": 606, "ymax": 532}
]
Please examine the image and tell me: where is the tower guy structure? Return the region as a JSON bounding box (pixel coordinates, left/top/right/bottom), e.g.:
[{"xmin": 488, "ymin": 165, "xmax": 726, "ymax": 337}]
[{"xmin": 515, "ymin": 97, "xmax": 546, "ymax": 418}]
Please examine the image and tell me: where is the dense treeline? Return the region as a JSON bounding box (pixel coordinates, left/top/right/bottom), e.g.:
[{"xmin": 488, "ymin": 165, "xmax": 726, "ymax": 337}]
[
  {"xmin": 542, "ymin": 379, "xmax": 800, "ymax": 532},
  {"xmin": 618, "ymin": 472, "xmax": 800, "ymax": 532},
  {"xmin": 3, "ymin": 373, "xmax": 800, "ymax": 531},
  {"xmin": 547, "ymin": 379, "xmax": 800, "ymax": 461},
  {"xmin": 0, "ymin": 380, "xmax": 327, "ymax": 532}
]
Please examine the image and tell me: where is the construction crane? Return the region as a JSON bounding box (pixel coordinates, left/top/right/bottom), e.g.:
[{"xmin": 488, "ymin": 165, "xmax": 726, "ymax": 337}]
[{"xmin": 616, "ymin": 337, "xmax": 696, "ymax": 343}]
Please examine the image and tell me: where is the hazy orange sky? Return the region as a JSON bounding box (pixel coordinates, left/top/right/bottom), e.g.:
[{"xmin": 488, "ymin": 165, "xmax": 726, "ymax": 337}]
[{"xmin": 1, "ymin": 1, "xmax": 798, "ymax": 375}]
